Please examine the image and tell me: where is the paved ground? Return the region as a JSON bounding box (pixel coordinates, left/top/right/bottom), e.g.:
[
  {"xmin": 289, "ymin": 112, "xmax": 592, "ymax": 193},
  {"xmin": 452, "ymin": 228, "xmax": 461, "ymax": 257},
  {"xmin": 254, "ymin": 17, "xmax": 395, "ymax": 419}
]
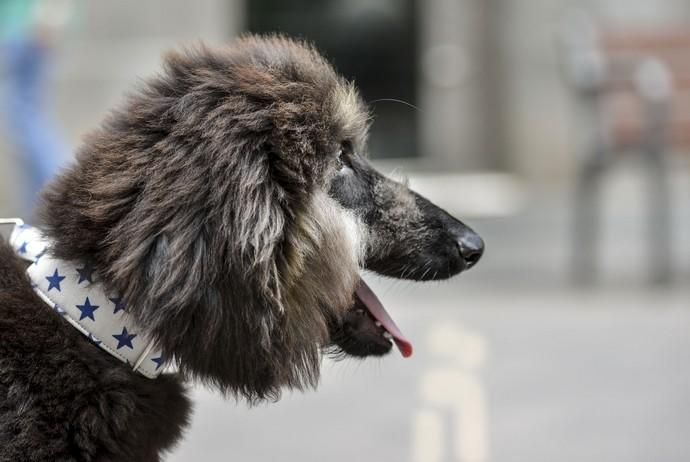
[{"xmin": 168, "ymin": 280, "xmax": 690, "ymax": 462}]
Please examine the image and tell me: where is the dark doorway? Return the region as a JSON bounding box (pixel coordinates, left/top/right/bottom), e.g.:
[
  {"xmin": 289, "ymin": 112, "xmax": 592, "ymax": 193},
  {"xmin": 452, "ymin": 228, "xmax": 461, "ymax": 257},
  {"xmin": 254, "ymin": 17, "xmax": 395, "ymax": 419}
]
[{"xmin": 247, "ymin": 0, "xmax": 418, "ymax": 159}]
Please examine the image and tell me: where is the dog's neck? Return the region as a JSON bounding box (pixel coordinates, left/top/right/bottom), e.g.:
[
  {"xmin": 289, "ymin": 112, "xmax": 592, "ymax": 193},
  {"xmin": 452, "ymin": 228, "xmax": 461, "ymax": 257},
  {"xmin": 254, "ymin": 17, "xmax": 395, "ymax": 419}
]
[{"xmin": 9, "ymin": 223, "xmax": 165, "ymax": 378}]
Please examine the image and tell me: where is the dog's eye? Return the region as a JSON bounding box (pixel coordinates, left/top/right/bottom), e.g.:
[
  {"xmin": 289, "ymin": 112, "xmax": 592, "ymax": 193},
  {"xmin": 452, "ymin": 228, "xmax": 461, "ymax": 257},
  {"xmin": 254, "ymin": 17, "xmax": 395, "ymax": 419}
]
[{"xmin": 336, "ymin": 141, "xmax": 353, "ymax": 172}]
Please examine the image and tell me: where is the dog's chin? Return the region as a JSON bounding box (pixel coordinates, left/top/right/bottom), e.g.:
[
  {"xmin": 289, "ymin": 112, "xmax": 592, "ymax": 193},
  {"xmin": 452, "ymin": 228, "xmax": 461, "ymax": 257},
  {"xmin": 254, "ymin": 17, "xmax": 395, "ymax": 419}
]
[
  {"xmin": 367, "ymin": 253, "xmax": 468, "ymax": 282},
  {"xmin": 329, "ymin": 300, "xmax": 395, "ymax": 358},
  {"xmin": 328, "ymin": 279, "xmax": 413, "ymax": 359}
]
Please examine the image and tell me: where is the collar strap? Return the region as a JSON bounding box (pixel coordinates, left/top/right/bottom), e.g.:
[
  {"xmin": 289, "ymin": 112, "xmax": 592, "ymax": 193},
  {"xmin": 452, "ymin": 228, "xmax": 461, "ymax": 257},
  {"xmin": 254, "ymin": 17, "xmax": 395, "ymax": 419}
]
[{"xmin": 8, "ymin": 222, "xmax": 165, "ymax": 378}]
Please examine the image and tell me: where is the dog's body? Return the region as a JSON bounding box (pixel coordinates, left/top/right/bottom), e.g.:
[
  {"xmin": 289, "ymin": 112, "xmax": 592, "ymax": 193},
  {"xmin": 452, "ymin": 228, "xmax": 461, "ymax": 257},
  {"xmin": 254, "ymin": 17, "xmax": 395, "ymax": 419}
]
[
  {"xmin": 0, "ymin": 242, "xmax": 190, "ymax": 461},
  {"xmin": 0, "ymin": 35, "xmax": 483, "ymax": 461}
]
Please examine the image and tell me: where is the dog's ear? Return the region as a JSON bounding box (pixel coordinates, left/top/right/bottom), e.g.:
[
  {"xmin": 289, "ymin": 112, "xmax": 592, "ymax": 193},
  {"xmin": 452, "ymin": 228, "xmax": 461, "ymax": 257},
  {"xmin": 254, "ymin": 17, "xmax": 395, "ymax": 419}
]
[{"xmin": 100, "ymin": 132, "xmax": 301, "ymax": 397}]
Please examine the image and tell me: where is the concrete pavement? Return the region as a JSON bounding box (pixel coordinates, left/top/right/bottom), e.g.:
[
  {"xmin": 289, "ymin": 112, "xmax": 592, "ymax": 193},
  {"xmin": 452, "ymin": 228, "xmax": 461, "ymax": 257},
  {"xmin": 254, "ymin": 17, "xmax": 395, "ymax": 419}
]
[{"xmin": 167, "ymin": 277, "xmax": 690, "ymax": 462}]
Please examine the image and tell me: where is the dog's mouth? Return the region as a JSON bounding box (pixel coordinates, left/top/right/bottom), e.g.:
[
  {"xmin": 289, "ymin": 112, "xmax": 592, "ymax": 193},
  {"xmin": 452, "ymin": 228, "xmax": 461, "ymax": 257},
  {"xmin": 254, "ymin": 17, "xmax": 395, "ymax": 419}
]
[{"xmin": 354, "ymin": 279, "xmax": 413, "ymax": 358}]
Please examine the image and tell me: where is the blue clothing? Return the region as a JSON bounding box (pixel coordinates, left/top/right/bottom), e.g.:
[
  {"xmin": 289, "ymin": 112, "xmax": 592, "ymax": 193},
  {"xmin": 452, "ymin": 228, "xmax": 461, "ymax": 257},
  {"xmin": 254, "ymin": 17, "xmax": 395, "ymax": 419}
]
[{"xmin": 2, "ymin": 38, "xmax": 67, "ymax": 211}]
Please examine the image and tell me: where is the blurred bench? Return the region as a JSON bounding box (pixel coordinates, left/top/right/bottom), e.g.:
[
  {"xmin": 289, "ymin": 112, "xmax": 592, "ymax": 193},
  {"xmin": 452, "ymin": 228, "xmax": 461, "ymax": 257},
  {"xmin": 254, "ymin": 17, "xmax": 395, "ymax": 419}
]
[{"xmin": 561, "ymin": 21, "xmax": 690, "ymax": 284}]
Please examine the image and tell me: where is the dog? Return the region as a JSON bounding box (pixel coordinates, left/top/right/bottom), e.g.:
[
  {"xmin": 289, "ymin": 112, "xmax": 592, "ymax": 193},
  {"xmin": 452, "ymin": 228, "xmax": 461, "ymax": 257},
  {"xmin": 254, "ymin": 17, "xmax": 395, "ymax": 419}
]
[{"xmin": 0, "ymin": 35, "xmax": 483, "ymax": 461}]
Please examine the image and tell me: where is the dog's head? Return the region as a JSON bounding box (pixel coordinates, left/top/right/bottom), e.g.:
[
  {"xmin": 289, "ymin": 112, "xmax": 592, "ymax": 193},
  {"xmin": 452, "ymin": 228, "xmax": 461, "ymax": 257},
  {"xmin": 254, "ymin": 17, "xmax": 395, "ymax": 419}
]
[{"xmin": 39, "ymin": 35, "xmax": 482, "ymax": 401}]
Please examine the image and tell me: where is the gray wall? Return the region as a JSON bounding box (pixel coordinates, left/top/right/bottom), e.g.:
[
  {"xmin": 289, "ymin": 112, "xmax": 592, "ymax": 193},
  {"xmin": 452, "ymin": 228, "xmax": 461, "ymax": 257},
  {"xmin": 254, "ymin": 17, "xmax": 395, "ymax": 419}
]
[{"xmin": 53, "ymin": 0, "xmax": 242, "ymax": 146}]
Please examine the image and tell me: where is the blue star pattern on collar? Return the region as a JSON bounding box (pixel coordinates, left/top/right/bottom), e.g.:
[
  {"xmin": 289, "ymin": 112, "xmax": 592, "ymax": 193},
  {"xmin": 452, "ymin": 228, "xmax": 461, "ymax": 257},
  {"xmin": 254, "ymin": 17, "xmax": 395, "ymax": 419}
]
[
  {"xmin": 8, "ymin": 224, "xmax": 165, "ymax": 379},
  {"xmin": 76, "ymin": 263, "xmax": 95, "ymax": 284},
  {"xmin": 76, "ymin": 297, "xmax": 99, "ymax": 321},
  {"xmin": 46, "ymin": 269, "xmax": 66, "ymax": 292},
  {"xmin": 109, "ymin": 297, "xmax": 126, "ymax": 314},
  {"xmin": 151, "ymin": 356, "xmax": 165, "ymax": 370},
  {"xmin": 113, "ymin": 327, "xmax": 137, "ymax": 349}
]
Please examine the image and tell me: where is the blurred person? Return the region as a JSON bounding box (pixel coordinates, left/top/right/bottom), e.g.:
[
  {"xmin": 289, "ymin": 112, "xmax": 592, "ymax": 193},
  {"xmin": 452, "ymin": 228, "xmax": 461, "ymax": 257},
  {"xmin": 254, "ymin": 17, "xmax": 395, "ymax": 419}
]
[{"xmin": 0, "ymin": 0, "xmax": 73, "ymax": 213}]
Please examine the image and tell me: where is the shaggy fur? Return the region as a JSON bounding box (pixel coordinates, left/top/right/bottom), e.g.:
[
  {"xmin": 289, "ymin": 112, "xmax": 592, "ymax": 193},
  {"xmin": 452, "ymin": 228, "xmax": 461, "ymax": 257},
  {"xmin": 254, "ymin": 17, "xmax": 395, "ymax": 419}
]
[{"xmin": 0, "ymin": 35, "xmax": 483, "ymax": 461}]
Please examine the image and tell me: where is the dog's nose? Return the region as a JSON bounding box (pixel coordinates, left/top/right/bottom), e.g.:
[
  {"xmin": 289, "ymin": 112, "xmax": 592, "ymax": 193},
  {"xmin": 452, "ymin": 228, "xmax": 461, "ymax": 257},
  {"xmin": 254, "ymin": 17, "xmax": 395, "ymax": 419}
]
[{"xmin": 456, "ymin": 230, "xmax": 484, "ymax": 269}]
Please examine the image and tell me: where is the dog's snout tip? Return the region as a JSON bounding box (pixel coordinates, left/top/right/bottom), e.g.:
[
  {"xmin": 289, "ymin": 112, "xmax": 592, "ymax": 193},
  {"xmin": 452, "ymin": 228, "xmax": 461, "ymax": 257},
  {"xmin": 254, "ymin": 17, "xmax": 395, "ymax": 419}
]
[{"xmin": 457, "ymin": 232, "xmax": 484, "ymax": 269}]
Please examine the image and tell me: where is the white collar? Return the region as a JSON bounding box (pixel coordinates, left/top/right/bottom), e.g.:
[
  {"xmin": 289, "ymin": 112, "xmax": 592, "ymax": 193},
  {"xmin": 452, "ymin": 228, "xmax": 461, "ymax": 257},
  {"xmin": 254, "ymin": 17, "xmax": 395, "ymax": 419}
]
[{"xmin": 8, "ymin": 222, "xmax": 164, "ymax": 379}]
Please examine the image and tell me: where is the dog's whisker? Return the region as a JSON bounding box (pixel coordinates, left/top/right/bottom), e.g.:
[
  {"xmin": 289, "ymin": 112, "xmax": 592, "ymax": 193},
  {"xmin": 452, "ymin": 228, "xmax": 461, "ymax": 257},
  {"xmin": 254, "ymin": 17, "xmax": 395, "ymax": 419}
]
[{"xmin": 369, "ymin": 98, "xmax": 421, "ymax": 113}]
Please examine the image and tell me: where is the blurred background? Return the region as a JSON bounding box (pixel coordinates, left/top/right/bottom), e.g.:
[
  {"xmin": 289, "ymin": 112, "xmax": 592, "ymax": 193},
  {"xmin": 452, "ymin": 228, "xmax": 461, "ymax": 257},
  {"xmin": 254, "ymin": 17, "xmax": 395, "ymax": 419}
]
[{"xmin": 2, "ymin": 1, "xmax": 690, "ymax": 461}]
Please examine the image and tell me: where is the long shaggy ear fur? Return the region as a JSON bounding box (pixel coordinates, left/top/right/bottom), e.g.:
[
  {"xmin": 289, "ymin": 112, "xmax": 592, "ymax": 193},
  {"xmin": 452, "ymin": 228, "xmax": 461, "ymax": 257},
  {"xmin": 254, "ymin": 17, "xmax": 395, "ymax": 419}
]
[{"xmin": 38, "ymin": 36, "xmax": 363, "ymax": 401}]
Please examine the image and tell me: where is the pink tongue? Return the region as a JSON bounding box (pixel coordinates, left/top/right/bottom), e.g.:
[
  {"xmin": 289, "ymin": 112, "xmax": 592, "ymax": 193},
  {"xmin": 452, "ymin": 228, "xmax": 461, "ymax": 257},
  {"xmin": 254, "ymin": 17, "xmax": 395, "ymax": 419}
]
[{"xmin": 355, "ymin": 279, "xmax": 413, "ymax": 358}]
